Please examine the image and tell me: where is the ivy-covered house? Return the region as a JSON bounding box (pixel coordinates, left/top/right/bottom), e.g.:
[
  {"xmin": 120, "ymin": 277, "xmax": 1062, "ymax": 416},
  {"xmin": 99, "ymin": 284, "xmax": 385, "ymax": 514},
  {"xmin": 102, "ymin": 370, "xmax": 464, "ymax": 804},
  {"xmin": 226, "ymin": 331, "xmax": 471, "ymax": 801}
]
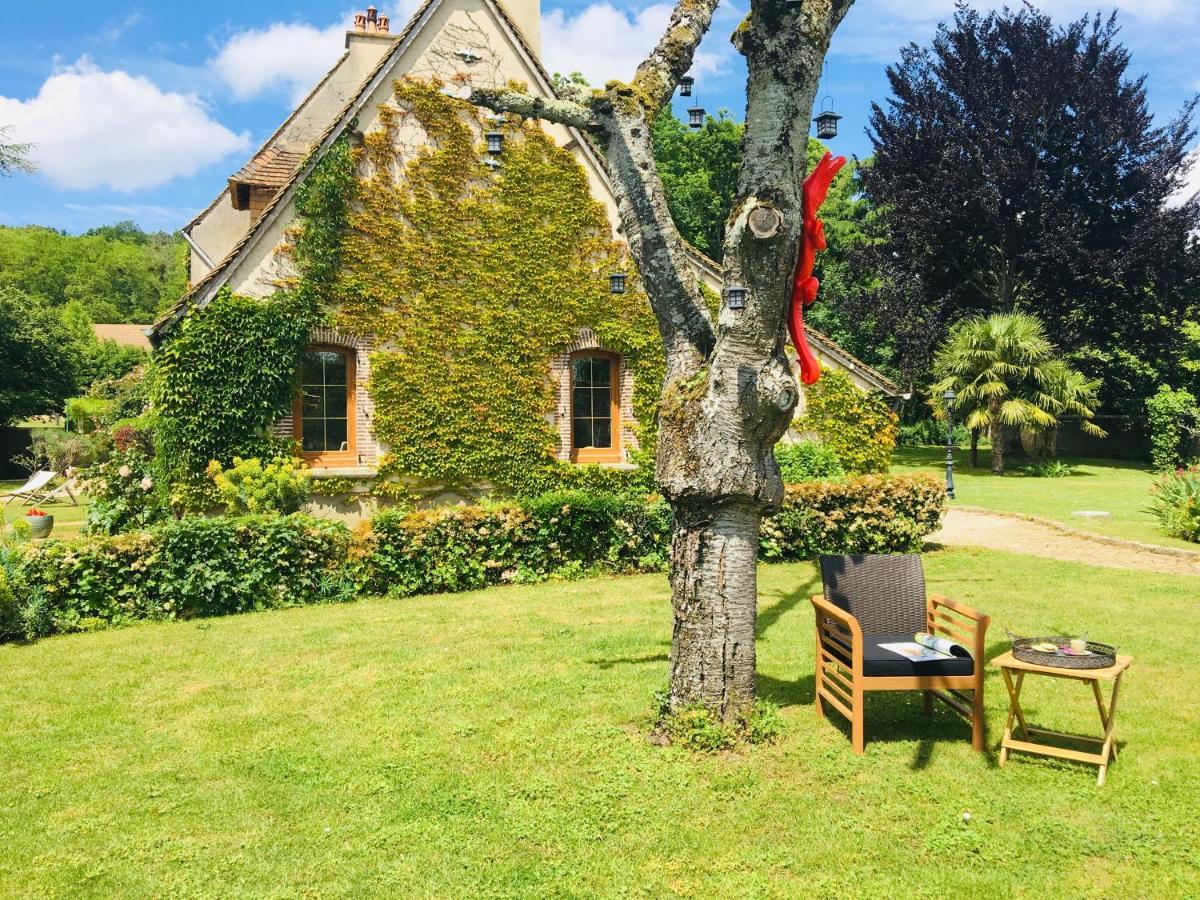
[{"xmin": 151, "ymin": 1, "xmax": 897, "ymax": 498}]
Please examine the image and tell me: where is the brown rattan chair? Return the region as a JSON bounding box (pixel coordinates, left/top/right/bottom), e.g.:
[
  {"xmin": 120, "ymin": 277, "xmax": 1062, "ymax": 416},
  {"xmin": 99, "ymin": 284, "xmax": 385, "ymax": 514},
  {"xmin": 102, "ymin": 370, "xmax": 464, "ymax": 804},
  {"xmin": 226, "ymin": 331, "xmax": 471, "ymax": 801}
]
[{"xmin": 811, "ymin": 554, "xmax": 990, "ymax": 754}]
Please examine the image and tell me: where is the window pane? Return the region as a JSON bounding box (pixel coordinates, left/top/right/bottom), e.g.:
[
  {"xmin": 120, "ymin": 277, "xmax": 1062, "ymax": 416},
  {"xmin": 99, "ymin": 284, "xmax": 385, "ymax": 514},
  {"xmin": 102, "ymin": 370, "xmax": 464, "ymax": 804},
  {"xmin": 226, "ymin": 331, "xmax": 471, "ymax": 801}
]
[
  {"xmin": 301, "ymin": 387, "xmax": 323, "ymax": 418},
  {"xmin": 324, "ymin": 385, "xmax": 347, "ymax": 419},
  {"xmin": 322, "ymin": 351, "xmax": 348, "ymax": 386},
  {"xmin": 326, "ymin": 419, "xmax": 348, "ymax": 452},
  {"xmin": 592, "ymin": 358, "xmax": 612, "ymax": 387},
  {"xmin": 572, "ymin": 358, "xmax": 592, "ymax": 387},
  {"xmin": 572, "ymin": 387, "xmax": 591, "ymax": 418},
  {"xmin": 592, "ymin": 418, "xmax": 612, "ymax": 449},
  {"xmin": 301, "ymin": 352, "xmax": 323, "ymax": 384},
  {"xmin": 573, "ymin": 419, "xmax": 593, "ymax": 449},
  {"xmin": 302, "ymin": 418, "xmax": 325, "ymax": 452}
]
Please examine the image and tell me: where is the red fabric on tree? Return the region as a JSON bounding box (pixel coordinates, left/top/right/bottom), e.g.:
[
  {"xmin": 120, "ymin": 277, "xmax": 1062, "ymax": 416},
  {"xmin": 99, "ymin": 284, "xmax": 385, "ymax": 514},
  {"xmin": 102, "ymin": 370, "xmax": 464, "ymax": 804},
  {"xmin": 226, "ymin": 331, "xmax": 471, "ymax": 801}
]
[{"xmin": 789, "ymin": 151, "xmax": 847, "ymax": 385}]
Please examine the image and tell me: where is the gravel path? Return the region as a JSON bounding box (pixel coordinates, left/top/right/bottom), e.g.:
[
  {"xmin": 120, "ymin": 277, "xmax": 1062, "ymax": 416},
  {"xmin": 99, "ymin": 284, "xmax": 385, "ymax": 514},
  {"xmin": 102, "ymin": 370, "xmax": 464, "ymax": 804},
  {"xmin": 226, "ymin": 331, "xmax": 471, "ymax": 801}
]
[{"xmin": 930, "ymin": 507, "xmax": 1200, "ymax": 576}]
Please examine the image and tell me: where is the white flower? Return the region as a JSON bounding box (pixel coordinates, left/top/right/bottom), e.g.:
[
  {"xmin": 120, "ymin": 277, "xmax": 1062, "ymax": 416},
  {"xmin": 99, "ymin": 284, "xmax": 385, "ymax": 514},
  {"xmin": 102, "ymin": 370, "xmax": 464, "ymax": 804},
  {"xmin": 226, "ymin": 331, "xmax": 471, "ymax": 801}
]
[
  {"xmin": 119, "ymin": 465, "xmax": 132, "ymax": 478},
  {"xmin": 140, "ymin": 476, "xmax": 154, "ymax": 491}
]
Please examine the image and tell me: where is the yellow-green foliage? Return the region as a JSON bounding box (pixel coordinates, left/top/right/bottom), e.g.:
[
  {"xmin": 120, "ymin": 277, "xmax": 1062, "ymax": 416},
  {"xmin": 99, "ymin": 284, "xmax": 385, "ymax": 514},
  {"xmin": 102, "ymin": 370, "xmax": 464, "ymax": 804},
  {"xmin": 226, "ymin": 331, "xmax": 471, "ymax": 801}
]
[
  {"xmin": 799, "ymin": 369, "xmax": 898, "ymax": 474},
  {"xmin": 328, "ymin": 79, "xmax": 662, "ymax": 493}
]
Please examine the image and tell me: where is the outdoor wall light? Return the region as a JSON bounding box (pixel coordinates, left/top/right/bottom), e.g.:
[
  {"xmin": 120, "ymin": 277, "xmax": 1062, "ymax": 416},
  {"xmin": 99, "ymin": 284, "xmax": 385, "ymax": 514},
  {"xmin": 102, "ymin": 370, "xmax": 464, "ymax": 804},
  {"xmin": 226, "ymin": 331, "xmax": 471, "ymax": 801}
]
[
  {"xmin": 485, "ymin": 131, "xmax": 504, "ymax": 154},
  {"xmin": 679, "ymin": 76, "xmax": 694, "ymax": 97},
  {"xmin": 813, "ymin": 104, "xmax": 842, "ymax": 140},
  {"xmin": 687, "ymin": 106, "xmax": 705, "ymax": 129},
  {"xmin": 609, "ymin": 272, "xmax": 627, "ymax": 294},
  {"xmin": 725, "ymin": 284, "xmax": 747, "ymax": 310}
]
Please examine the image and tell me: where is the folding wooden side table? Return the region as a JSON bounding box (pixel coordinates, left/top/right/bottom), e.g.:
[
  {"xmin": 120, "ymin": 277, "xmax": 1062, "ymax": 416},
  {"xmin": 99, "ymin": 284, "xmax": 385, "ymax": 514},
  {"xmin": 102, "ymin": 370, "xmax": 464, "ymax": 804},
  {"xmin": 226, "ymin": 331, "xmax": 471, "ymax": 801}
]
[{"xmin": 992, "ymin": 651, "xmax": 1133, "ymax": 786}]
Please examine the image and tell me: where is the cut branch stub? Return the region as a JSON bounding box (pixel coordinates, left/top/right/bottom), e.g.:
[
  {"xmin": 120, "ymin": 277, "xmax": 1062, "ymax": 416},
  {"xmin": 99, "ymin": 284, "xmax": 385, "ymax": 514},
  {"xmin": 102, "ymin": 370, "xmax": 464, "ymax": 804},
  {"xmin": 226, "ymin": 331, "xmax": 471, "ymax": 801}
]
[{"xmin": 747, "ymin": 205, "xmax": 783, "ymax": 239}]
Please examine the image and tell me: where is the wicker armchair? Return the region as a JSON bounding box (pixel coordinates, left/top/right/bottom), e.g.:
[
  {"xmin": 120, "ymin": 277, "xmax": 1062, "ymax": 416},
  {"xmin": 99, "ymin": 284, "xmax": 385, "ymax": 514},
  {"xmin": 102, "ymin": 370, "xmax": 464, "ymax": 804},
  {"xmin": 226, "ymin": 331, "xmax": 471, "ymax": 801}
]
[{"xmin": 811, "ymin": 554, "xmax": 990, "ymax": 754}]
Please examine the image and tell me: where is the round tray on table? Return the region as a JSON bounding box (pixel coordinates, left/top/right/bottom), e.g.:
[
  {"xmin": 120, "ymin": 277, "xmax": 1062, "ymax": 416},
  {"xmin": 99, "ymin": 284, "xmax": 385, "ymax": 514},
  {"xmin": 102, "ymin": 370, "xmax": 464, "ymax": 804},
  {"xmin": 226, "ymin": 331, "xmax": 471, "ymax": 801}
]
[{"xmin": 1011, "ymin": 636, "xmax": 1117, "ymax": 669}]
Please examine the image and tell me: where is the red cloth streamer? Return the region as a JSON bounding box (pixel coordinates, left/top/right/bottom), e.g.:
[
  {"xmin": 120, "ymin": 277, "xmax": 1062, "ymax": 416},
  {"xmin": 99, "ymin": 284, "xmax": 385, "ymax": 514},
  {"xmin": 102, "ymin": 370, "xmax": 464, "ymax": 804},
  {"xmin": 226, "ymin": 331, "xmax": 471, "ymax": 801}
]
[{"xmin": 789, "ymin": 151, "xmax": 847, "ymax": 385}]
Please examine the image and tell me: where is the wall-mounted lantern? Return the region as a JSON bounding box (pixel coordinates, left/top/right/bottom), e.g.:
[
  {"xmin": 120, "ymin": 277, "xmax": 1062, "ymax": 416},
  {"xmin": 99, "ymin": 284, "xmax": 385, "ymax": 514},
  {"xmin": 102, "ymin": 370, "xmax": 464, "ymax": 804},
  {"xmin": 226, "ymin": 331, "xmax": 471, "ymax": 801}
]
[
  {"xmin": 609, "ymin": 272, "xmax": 627, "ymax": 294},
  {"xmin": 485, "ymin": 131, "xmax": 504, "ymax": 155},
  {"xmin": 679, "ymin": 76, "xmax": 694, "ymax": 97},
  {"xmin": 725, "ymin": 284, "xmax": 747, "ymax": 310},
  {"xmin": 687, "ymin": 106, "xmax": 705, "ymax": 129}
]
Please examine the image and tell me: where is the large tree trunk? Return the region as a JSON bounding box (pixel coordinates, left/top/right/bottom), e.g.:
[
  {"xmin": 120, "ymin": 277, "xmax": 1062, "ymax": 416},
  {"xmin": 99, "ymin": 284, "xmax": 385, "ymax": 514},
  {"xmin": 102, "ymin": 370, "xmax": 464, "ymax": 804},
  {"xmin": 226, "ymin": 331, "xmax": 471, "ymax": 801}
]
[
  {"xmin": 990, "ymin": 422, "xmax": 1006, "ymax": 474},
  {"xmin": 474, "ymin": 0, "xmax": 855, "ymax": 720},
  {"xmin": 970, "ymin": 428, "xmax": 980, "ymax": 468}
]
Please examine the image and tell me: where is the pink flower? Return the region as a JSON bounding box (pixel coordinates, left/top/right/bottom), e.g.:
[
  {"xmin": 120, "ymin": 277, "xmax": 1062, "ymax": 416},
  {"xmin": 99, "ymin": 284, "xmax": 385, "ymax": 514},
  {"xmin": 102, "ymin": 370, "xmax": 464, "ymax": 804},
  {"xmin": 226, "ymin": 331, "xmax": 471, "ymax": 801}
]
[
  {"xmin": 140, "ymin": 476, "xmax": 154, "ymax": 491},
  {"xmin": 118, "ymin": 465, "xmax": 132, "ymax": 478}
]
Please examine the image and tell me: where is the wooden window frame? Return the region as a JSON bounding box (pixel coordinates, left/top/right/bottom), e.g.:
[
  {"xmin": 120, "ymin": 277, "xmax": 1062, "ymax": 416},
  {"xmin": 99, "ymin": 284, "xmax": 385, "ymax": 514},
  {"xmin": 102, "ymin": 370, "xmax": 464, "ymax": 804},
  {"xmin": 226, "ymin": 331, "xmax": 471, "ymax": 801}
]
[
  {"xmin": 569, "ymin": 350, "xmax": 621, "ymax": 464},
  {"xmin": 293, "ymin": 345, "xmax": 357, "ymax": 467}
]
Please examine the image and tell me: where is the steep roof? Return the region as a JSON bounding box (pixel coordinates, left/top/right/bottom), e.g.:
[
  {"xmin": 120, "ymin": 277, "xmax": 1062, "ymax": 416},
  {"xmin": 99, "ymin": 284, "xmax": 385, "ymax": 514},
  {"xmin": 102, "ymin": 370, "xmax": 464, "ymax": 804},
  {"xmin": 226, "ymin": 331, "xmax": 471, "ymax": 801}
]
[
  {"xmin": 231, "ymin": 145, "xmax": 309, "ymax": 189},
  {"xmin": 93, "ymin": 324, "xmax": 152, "ymax": 351}
]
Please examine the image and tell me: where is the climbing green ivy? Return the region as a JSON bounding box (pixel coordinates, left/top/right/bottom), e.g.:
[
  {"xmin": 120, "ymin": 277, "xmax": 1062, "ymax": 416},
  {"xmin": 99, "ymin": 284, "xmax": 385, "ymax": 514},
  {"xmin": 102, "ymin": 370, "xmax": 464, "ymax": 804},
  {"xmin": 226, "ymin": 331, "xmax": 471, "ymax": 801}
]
[{"xmin": 326, "ymin": 79, "xmax": 663, "ymax": 494}]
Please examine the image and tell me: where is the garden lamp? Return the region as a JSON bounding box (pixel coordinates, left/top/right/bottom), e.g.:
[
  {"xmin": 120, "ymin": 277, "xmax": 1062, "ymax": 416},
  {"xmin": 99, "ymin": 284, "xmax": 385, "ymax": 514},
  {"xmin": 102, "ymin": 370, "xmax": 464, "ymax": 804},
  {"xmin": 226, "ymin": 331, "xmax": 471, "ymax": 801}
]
[{"xmin": 942, "ymin": 387, "xmax": 957, "ymax": 499}]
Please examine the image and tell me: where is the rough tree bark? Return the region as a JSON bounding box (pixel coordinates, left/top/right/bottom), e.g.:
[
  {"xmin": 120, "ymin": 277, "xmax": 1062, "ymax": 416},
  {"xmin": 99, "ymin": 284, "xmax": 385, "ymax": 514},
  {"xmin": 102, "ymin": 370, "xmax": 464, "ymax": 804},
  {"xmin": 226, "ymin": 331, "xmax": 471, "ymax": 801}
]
[{"xmin": 473, "ymin": 0, "xmax": 855, "ymax": 720}]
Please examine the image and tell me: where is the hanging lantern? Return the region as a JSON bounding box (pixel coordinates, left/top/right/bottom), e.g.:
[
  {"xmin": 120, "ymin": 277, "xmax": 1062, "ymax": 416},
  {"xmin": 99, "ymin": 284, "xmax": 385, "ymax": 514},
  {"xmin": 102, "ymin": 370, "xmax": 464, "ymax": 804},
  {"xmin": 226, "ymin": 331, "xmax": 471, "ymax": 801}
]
[
  {"xmin": 813, "ymin": 98, "xmax": 842, "ymax": 140},
  {"xmin": 687, "ymin": 106, "xmax": 705, "ymax": 129},
  {"xmin": 725, "ymin": 284, "xmax": 747, "ymax": 310},
  {"xmin": 679, "ymin": 75, "xmax": 694, "ymax": 97},
  {"xmin": 485, "ymin": 131, "xmax": 504, "ymax": 154},
  {"xmin": 609, "ymin": 272, "xmax": 626, "ymax": 294}
]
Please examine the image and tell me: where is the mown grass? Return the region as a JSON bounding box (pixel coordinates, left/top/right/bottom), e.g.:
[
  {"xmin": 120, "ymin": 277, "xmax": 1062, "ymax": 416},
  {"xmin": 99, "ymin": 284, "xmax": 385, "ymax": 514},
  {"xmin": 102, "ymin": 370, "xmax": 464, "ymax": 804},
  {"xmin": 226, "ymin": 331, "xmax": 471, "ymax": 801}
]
[
  {"xmin": 893, "ymin": 447, "xmax": 1196, "ymax": 550},
  {"xmin": 0, "ymin": 481, "xmax": 88, "ymax": 536},
  {"xmin": 1, "ymin": 548, "xmax": 1196, "ymax": 897}
]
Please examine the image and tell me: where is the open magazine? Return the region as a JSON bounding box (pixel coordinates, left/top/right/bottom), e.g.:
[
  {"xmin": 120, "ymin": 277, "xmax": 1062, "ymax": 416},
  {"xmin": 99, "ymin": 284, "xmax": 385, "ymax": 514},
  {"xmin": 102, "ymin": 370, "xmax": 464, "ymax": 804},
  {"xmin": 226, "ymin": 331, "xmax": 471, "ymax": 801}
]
[{"xmin": 878, "ymin": 632, "xmax": 971, "ymax": 663}]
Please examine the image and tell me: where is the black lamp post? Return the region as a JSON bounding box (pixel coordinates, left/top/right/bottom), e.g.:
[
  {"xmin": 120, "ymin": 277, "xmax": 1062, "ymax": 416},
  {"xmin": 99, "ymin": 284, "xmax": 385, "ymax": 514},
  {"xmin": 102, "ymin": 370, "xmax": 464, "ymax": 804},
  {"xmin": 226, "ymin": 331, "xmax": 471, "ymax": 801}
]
[{"xmin": 942, "ymin": 388, "xmax": 957, "ymax": 500}]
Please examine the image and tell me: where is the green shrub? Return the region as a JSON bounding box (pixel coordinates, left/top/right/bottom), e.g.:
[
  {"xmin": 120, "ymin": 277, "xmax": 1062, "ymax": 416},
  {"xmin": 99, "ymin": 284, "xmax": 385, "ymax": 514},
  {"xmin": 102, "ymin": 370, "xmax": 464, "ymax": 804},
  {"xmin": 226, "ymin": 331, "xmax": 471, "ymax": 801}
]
[
  {"xmin": 1025, "ymin": 460, "xmax": 1073, "ymax": 478},
  {"xmin": 81, "ymin": 447, "xmax": 170, "ymax": 535},
  {"xmin": 1146, "ymin": 385, "xmax": 1200, "ymax": 472},
  {"xmin": 1149, "ymin": 466, "xmax": 1200, "ymax": 543},
  {"xmin": 760, "ymin": 474, "xmax": 946, "ymax": 560},
  {"xmin": 775, "ymin": 440, "xmax": 844, "ymax": 483},
  {"xmin": 898, "ymin": 418, "xmax": 970, "ymax": 448},
  {"xmin": 207, "ymin": 456, "xmax": 313, "ymax": 516},
  {"xmin": 12, "ymin": 515, "xmax": 351, "ymax": 636},
  {"xmin": 799, "ymin": 369, "xmax": 898, "ymax": 474},
  {"xmin": 64, "ymin": 396, "xmax": 115, "ymax": 434}
]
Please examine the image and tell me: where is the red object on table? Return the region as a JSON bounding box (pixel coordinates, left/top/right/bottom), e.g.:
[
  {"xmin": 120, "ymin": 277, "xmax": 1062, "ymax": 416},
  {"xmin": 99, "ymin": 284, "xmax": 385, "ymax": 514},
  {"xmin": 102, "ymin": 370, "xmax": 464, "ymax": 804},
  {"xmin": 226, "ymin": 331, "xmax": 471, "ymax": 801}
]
[{"xmin": 789, "ymin": 151, "xmax": 847, "ymax": 385}]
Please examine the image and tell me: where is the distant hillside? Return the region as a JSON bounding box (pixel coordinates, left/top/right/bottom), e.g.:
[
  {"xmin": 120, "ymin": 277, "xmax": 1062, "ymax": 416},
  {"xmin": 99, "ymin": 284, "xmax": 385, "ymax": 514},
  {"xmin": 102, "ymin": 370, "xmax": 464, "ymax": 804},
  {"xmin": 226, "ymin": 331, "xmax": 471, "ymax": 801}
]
[{"xmin": 0, "ymin": 221, "xmax": 187, "ymax": 324}]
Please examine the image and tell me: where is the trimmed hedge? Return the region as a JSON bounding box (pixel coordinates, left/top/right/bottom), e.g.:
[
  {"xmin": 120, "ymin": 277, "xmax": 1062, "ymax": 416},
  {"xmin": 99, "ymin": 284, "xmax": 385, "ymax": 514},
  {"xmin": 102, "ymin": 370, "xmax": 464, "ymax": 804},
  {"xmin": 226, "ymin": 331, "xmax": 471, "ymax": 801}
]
[
  {"xmin": 3, "ymin": 477, "xmax": 944, "ymax": 641},
  {"xmin": 761, "ymin": 474, "xmax": 946, "ymax": 560}
]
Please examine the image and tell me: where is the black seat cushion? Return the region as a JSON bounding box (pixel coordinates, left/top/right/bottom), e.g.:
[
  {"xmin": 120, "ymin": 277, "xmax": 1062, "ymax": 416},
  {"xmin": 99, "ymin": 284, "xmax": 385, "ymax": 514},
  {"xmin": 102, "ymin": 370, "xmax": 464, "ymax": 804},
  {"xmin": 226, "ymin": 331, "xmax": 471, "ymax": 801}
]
[{"xmin": 829, "ymin": 634, "xmax": 975, "ymax": 677}]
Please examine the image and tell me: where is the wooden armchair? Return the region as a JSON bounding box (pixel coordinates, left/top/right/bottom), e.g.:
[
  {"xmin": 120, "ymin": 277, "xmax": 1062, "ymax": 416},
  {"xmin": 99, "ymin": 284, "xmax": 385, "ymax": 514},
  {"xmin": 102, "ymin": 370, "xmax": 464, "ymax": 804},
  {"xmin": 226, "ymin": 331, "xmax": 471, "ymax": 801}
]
[{"xmin": 811, "ymin": 554, "xmax": 990, "ymax": 754}]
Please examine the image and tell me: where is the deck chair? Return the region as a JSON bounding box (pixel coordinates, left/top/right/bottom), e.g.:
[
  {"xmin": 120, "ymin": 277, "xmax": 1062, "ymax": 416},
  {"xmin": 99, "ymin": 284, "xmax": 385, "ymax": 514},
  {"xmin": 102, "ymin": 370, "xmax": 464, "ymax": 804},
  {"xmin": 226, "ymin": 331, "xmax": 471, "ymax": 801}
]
[
  {"xmin": 1, "ymin": 470, "xmax": 56, "ymax": 507},
  {"xmin": 811, "ymin": 554, "xmax": 990, "ymax": 754},
  {"xmin": 40, "ymin": 475, "xmax": 80, "ymax": 506}
]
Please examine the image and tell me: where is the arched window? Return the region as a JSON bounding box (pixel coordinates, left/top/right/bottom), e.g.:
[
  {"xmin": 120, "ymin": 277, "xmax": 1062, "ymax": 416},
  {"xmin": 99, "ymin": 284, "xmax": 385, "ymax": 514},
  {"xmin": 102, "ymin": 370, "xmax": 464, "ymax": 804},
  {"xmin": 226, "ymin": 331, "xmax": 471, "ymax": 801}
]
[
  {"xmin": 294, "ymin": 346, "xmax": 356, "ymax": 466},
  {"xmin": 570, "ymin": 351, "xmax": 620, "ymax": 463}
]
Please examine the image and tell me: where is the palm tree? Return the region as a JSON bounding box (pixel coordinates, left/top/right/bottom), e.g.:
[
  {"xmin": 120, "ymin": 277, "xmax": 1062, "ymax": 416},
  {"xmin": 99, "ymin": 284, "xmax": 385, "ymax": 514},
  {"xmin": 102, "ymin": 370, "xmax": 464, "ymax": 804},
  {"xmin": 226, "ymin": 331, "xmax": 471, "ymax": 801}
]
[{"xmin": 930, "ymin": 312, "xmax": 1104, "ymax": 474}]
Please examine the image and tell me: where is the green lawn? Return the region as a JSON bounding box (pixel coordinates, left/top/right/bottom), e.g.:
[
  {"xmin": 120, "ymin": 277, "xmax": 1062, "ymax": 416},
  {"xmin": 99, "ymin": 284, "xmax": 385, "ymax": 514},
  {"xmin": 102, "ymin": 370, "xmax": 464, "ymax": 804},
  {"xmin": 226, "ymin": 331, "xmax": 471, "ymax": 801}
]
[
  {"xmin": 1, "ymin": 481, "xmax": 88, "ymax": 537},
  {"xmin": 1, "ymin": 550, "xmax": 1196, "ymax": 897},
  {"xmin": 892, "ymin": 446, "xmax": 1196, "ymax": 551}
]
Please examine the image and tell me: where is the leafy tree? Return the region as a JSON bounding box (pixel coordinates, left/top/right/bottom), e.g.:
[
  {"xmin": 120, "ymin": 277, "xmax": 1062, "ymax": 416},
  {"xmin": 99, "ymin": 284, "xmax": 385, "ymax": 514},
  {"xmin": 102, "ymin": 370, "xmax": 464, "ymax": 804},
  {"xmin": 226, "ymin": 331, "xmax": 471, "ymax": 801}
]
[
  {"xmin": 0, "ymin": 224, "xmax": 187, "ymax": 323},
  {"xmin": 930, "ymin": 312, "xmax": 1103, "ymax": 474},
  {"xmin": 0, "ymin": 125, "xmax": 34, "ymax": 177},
  {"xmin": 0, "ymin": 287, "xmax": 79, "ymax": 424},
  {"xmin": 862, "ymin": 5, "xmax": 1200, "ymax": 412}
]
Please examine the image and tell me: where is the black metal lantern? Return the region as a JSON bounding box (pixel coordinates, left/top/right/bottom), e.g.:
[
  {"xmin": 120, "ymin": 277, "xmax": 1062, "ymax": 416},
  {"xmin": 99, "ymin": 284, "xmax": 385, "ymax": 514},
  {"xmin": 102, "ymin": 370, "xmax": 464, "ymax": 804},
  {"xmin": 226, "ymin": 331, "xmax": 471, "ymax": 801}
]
[
  {"xmin": 942, "ymin": 388, "xmax": 957, "ymax": 500},
  {"xmin": 485, "ymin": 131, "xmax": 504, "ymax": 154},
  {"xmin": 609, "ymin": 272, "xmax": 626, "ymax": 294},
  {"xmin": 679, "ymin": 75, "xmax": 694, "ymax": 97},
  {"xmin": 687, "ymin": 106, "xmax": 705, "ymax": 129},
  {"xmin": 726, "ymin": 284, "xmax": 746, "ymax": 310},
  {"xmin": 813, "ymin": 101, "xmax": 841, "ymax": 140}
]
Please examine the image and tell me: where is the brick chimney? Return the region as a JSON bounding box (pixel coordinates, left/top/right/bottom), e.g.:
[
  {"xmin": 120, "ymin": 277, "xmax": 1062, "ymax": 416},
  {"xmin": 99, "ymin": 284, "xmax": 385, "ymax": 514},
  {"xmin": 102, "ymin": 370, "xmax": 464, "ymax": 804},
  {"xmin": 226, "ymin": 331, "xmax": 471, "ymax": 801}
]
[{"xmin": 352, "ymin": 6, "xmax": 390, "ymax": 34}]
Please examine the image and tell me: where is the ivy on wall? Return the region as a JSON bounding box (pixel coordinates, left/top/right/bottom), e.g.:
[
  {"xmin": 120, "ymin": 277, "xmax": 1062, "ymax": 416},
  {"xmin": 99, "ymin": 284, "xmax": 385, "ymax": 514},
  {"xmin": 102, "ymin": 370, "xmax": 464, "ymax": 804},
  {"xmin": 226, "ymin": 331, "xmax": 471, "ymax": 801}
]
[
  {"xmin": 799, "ymin": 369, "xmax": 898, "ymax": 474},
  {"xmin": 327, "ymin": 79, "xmax": 663, "ymax": 493}
]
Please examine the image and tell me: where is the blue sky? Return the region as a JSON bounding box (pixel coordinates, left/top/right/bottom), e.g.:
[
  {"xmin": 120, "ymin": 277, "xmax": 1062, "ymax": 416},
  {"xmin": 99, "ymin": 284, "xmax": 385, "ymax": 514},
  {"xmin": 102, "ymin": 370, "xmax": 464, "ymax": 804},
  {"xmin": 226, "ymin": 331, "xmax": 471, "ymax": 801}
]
[{"xmin": 1, "ymin": 0, "xmax": 1197, "ymax": 235}]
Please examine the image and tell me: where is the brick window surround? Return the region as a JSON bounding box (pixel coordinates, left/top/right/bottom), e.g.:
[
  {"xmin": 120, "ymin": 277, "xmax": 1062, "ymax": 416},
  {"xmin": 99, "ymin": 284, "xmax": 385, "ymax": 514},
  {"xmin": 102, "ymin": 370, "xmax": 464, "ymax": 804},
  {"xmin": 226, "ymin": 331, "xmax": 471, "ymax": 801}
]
[{"xmin": 551, "ymin": 329, "xmax": 637, "ymax": 464}]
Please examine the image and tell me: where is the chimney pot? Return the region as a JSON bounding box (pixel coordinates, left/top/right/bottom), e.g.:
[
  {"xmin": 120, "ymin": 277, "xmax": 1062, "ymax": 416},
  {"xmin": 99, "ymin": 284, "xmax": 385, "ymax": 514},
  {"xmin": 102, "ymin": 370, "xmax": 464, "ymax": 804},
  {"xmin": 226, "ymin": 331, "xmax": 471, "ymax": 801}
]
[
  {"xmin": 367, "ymin": 5, "xmax": 377, "ymax": 23},
  {"xmin": 353, "ymin": 12, "xmax": 366, "ymax": 31},
  {"xmin": 378, "ymin": 14, "xmax": 389, "ymax": 32}
]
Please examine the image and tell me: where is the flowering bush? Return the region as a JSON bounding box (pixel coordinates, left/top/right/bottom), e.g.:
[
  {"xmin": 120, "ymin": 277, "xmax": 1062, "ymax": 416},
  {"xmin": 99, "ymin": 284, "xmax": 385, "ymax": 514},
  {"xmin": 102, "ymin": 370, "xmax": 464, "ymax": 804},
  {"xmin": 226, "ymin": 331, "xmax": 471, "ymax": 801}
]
[
  {"xmin": 1149, "ymin": 467, "xmax": 1200, "ymax": 543},
  {"xmin": 760, "ymin": 474, "xmax": 947, "ymax": 560},
  {"xmin": 206, "ymin": 455, "xmax": 313, "ymax": 516},
  {"xmin": 81, "ymin": 447, "xmax": 169, "ymax": 535}
]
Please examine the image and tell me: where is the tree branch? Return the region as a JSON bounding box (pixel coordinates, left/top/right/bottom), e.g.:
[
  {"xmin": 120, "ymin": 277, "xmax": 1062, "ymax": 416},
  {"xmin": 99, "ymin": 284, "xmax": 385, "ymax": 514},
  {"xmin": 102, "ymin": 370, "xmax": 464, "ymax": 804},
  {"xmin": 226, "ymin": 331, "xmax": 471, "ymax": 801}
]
[
  {"xmin": 468, "ymin": 87, "xmax": 597, "ymax": 130},
  {"xmin": 631, "ymin": 0, "xmax": 721, "ymax": 116}
]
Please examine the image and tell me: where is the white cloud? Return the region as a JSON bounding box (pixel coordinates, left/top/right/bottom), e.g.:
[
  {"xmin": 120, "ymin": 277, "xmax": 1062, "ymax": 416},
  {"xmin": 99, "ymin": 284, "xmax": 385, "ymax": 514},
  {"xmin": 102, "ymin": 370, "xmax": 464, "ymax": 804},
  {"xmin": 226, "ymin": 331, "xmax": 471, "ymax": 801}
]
[
  {"xmin": 0, "ymin": 58, "xmax": 250, "ymax": 192},
  {"xmin": 210, "ymin": 4, "xmax": 422, "ymax": 104},
  {"xmin": 541, "ymin": 2, "xmax": 727, "ymax": 87}
]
